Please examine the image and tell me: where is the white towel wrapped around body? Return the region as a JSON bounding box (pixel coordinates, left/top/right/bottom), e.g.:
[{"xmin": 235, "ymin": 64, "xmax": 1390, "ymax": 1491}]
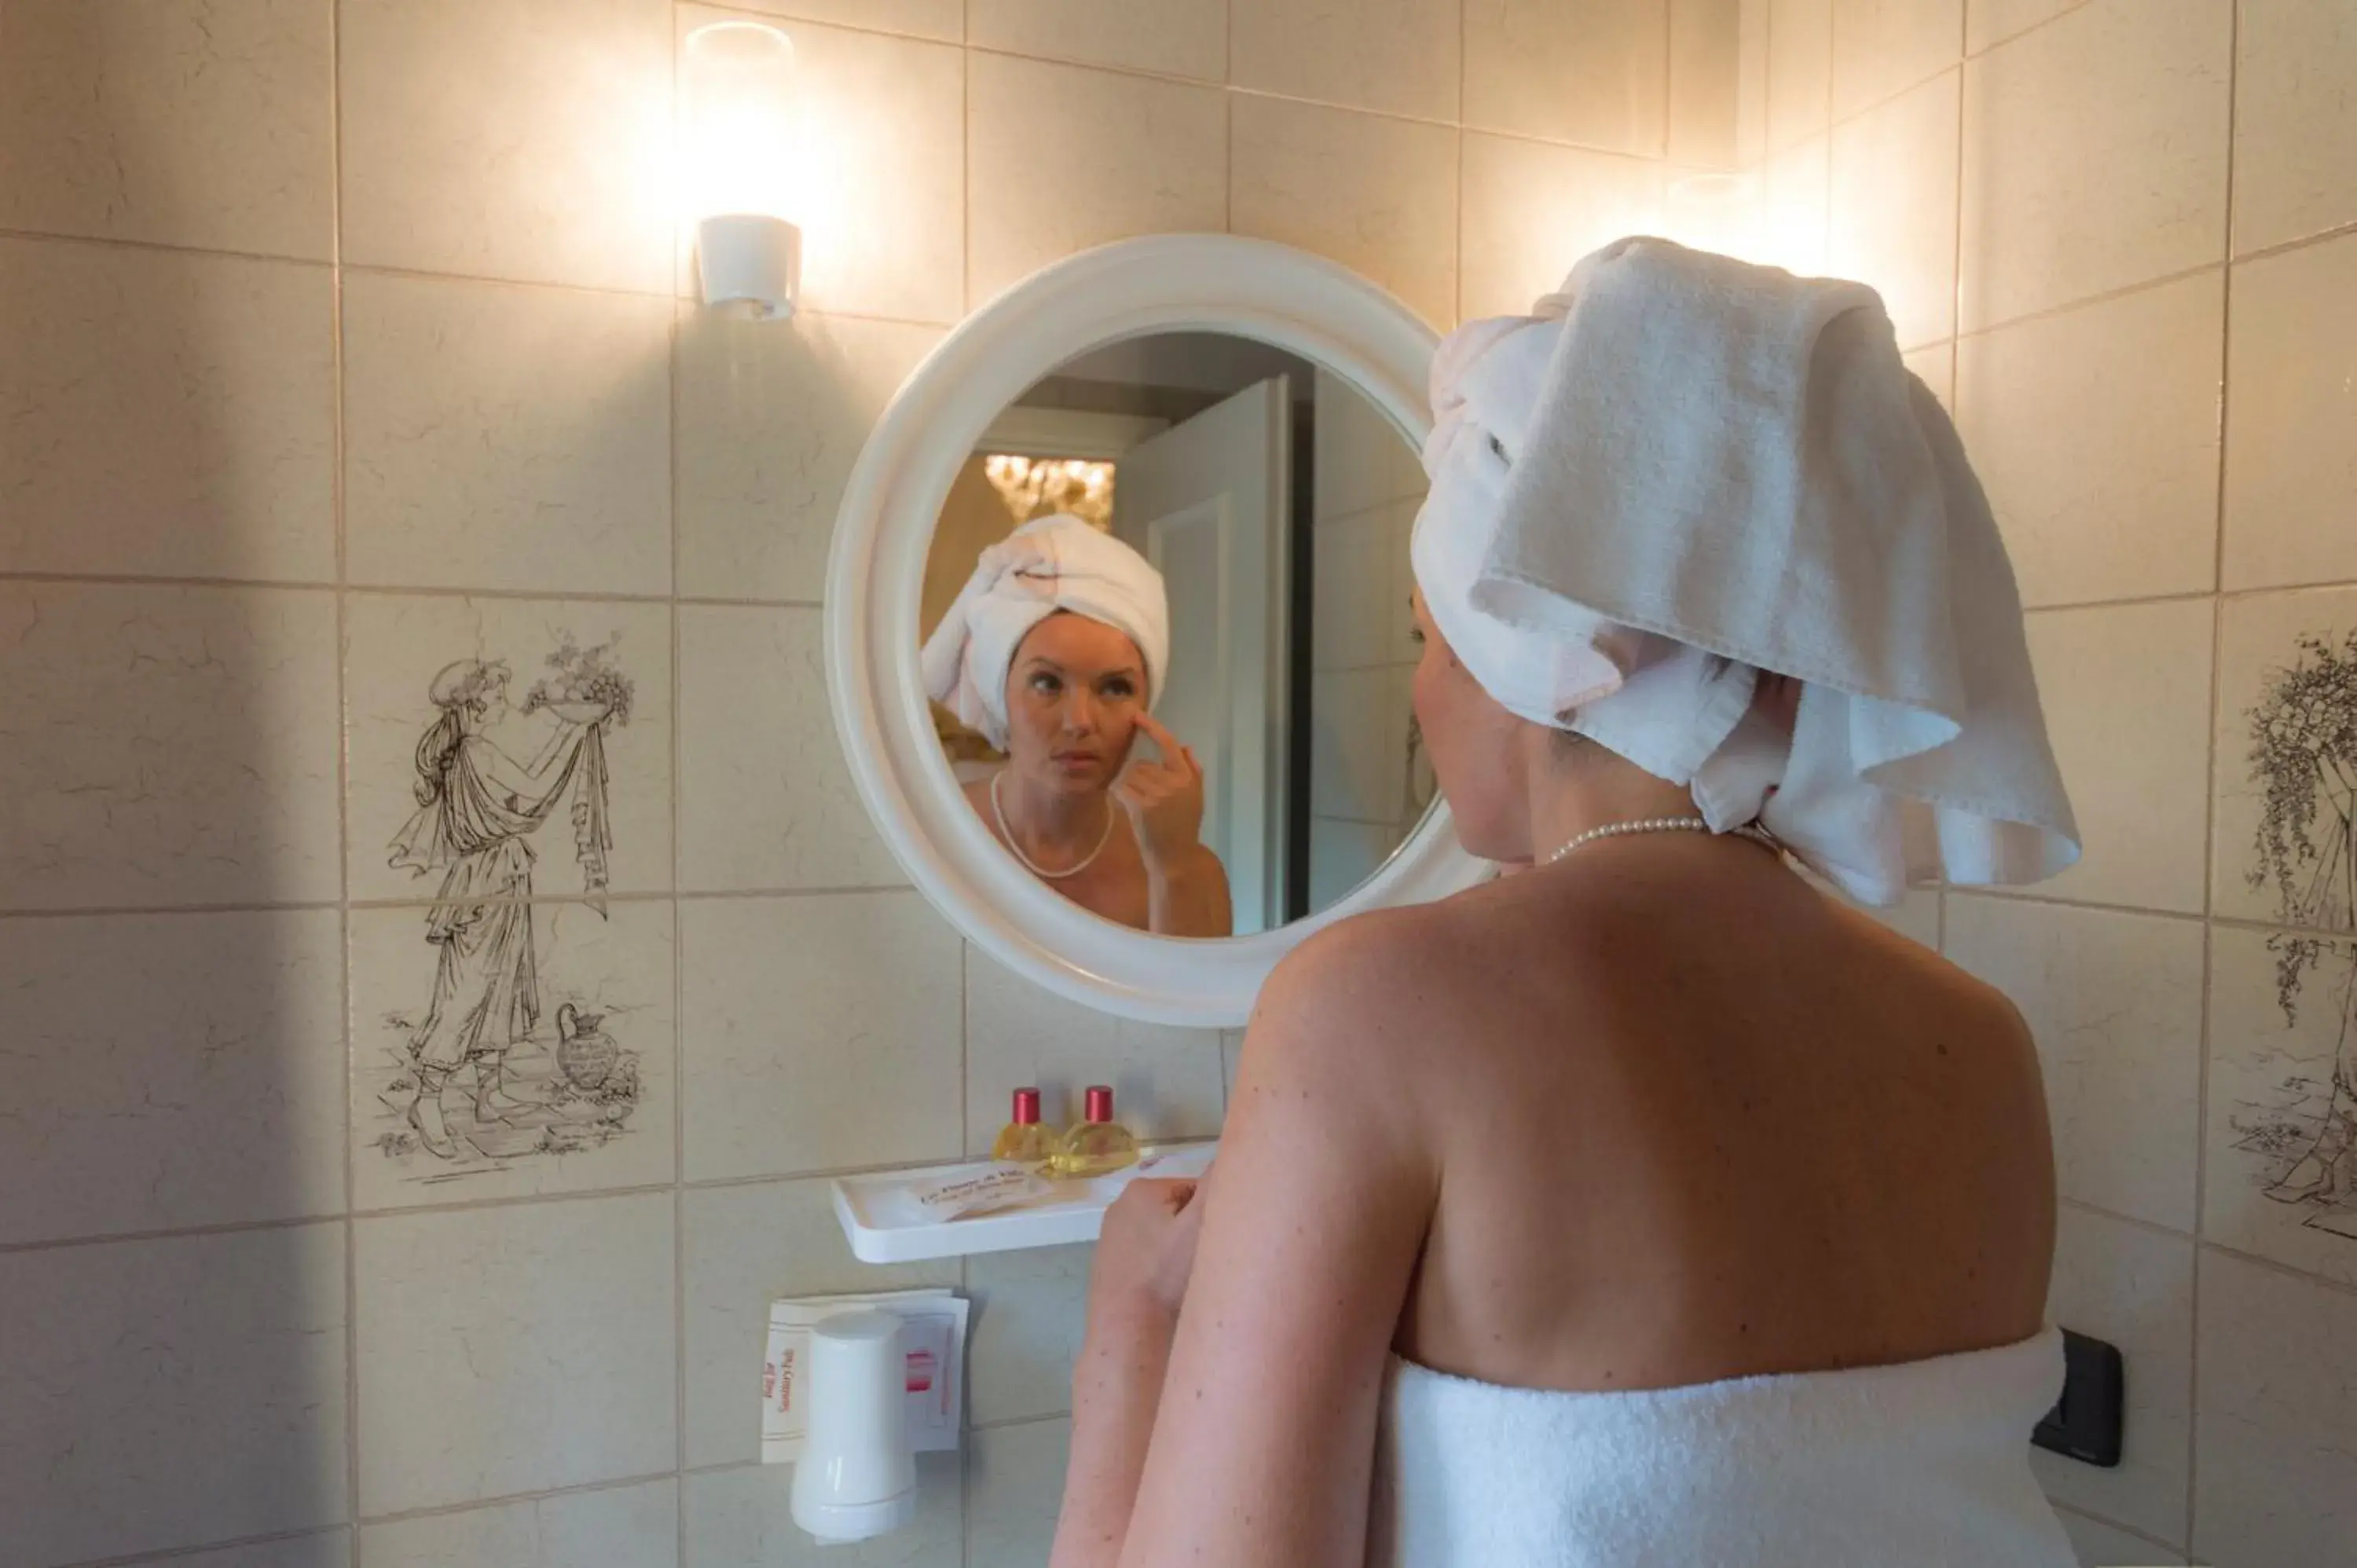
[
  {"xmin": 921, "ymin": 512, "xmax": 1169, "ymax": 751},
  {"xmin": 1371, "ymin": 1328, "xmax": 2077, "ymax": 1568},
  {"xmin": 1414, "ymin": 237, "xmax": 2080, "ymax": 904}
]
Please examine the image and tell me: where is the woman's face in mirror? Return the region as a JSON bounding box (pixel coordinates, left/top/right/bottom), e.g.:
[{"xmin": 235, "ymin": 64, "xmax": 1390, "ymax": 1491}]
[
  {"xmin": 918, "ymin": 329, "xmax": 1441, "ymax": 935},
  {"xmin": 1003, "ymin": 610, "xmax": 1149, "ymax": 794}
]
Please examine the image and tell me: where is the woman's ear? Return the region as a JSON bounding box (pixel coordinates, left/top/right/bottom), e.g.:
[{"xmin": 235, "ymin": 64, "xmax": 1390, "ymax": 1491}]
[{"xmin": 1754, "ymin": 672, "xmax": 1802, "ymax": 735}]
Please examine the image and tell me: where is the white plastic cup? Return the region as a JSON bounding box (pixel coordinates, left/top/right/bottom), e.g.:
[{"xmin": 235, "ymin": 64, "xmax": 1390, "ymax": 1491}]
[{"xmin": 790, "ymin": 1308, "xmax": 917, "ymax": 1544}]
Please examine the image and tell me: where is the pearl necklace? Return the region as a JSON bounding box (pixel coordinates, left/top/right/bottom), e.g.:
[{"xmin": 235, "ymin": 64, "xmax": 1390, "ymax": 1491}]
[
  {"xmin": 991, "ymin": 770, "xmax": 1116, "ymax": 881},
  {"xmin": 1545, "ymin": 815, "xmax": 1780, "ymax": 866}
]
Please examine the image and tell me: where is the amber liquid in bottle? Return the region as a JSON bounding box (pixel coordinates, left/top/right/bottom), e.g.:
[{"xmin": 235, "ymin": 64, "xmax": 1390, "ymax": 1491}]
[
  {"xmin": 1053, "ymin": 1085, "xmax": 1140, "ymax": 1178},
  {"xmin": 991, "ymin": 1086, "xmax": 1059, "ymax": 1169}
]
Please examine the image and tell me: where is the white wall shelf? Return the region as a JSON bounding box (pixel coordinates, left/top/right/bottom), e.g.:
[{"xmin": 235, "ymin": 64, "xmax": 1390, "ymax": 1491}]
[{"xmin": 833, "ymin": 1143, "xmax": 1217, "ymax": 1264}]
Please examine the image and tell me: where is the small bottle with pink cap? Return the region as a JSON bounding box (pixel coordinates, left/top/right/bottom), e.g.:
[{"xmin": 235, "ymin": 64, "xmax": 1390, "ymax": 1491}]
[
  {"xmin": 1051, "ymin": 1085, "xmax": 1140, "ymax": 1179},
  {"xmin": 990, "ymin": 1086, "xmax": 1059, "ymax": 1170}
]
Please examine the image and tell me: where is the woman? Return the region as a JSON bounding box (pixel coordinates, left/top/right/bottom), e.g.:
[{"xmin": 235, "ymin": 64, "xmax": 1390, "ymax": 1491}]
[
  {"xmin": 388, "ymin": 658, "xmax": 609, "ymax": 1157},
  {"xmin": 924, "ymin": 512, "xmax": 1231, "ymax": 936},
  {"xmin": 1051, "ymin": 241, "xmax": 2084, "ymax": 1566}
]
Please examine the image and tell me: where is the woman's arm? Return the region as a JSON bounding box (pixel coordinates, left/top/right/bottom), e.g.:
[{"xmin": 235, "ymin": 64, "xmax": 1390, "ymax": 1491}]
[
  {"xmin": 1117, "ymin": 715, "xmax": 1234, "ymax": 938},
  {"xmin": 1050, "ymin": 914, "xmax": 1440, "ymax": 1568},
  {"xmin": 1146, "ymin": 845, "xmax": 1232, "ymax": 938},
  {"xmin": 1053, "ymin": 1181, "xmax": 1204, "ymax": 1568}
]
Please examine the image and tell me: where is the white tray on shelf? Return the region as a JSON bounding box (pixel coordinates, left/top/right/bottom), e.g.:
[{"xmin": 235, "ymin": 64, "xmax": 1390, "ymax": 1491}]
[{"xmin": 832, "ymin": 1142, "xmax": 1218, "ymax": 1264}]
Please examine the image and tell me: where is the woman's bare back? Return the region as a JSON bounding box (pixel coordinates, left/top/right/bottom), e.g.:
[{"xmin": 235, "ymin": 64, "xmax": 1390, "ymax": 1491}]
[{"xmin": 1391, "ymin": 837, "xmax": 2055, "ymax": 1394}]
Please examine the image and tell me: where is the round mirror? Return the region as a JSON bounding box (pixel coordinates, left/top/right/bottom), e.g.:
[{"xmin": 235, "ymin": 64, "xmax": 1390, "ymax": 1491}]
[{"xmin": 827, "ymin": 236, "xmax": 1486, "ymax": 1025}]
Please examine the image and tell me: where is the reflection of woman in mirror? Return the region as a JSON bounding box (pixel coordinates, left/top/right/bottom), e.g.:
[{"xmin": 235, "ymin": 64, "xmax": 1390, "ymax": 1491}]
[
  {"xmin": 1050, "ymin": 243, "xmax": 2086, "ymax": 1566},
  {"xmin": 388, "ymin": 658, "xmax": 610, "ymax": 1158},
  {"xmin": 923, "ymin": 513, "xmax": 1232, "ymax": 936}
]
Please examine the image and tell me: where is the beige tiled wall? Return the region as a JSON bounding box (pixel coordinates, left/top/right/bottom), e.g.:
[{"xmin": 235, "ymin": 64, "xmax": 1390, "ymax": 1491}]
[
  {"xmin": 0, "ymin": 3, "xmax": 1708, "ymax": 1565},
  {"xmin": 1752, "ymin": 1, "xmax": 2357, "ymax": 1563}
]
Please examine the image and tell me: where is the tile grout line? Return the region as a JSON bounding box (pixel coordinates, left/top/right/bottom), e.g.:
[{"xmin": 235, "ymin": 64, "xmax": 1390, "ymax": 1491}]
[
  {"xmin": 0, "ymin": 224, "xmax": 336, "ymax": 270},
  {"xmin": 346, "ymin": 1467, "xmax": 684, "ymax": 1530},
  {"xmin": 2019, "ymin": 586, "xmax": 2222, "ymax": 618},
  {"xmin": 0, "ymin": 1211, "xmax": 355, "ymax": 1258},
  {"xmin": 1935, "ymin": 0, "xmax": 1964, "ymax": 969},
  {"xmin": 0, "ymin": 222, "xmax": 963, "ymax": 326},
  {"xmin": 1658, "ymin": 0, "xmax": 1672, "ymax": 163},
  {"xmin": 1949, "ymin": 885, "xmax": 2211, "ymax": 925},
  {"xmin": 37, "ymin": 566, "xmax": 2330, "ymax": 613},
  {"xmin": 2185, "ymin": 0, "xmax": 2246, "ymax": 1546},
  {"xmin": 1453, "ymin": 0, "xmax": 1466, "ymax": 328},
  {"xmin": 0, "ymin": 1154, "xmax": 940, "ymax": 1255},
  {"xmin": 0, "ymin": 899, "xmax": 350, "ymax": 921},
  {"xmin": 0, "ymin": 1134, "xmax": 1233, "ymax": 1252},
  {"xmin": 1957, "ymin": 888, "xmax": 2357, "ymax": 948},
  {"xmin": 1952, "ymin": 258, "xmax": 2231, "ymax": 347},
  {"xmin": 0, "ymin": 573, "xmax": 824, "ymax": 608},
  {"xmin": 327, "ymin": 0, "xmax": 363, "ymax": 1548},
  {"xmin": 2048, "ymin": 1499, "xmax": 2190, "ymax": 1557},
  {"xmin": 1822, "ymin": 42, "xmax": 1963, "ymax": 144},
  {"xmin": 1817, "ymin": 0, "xmax": 1832, "ymax": 171},
  {"xmin": 63, "ymin": 1428, "xmax": 1091, "ymax": 1568},
  {"xmin": 189, "ymin": 547, "xmax": 2357, "ymax": 627},
  {"xmin": 2055, "ymin": 1195, "xmax": 2198, "ymax": 1245},
  {"xmin": 960, "ymin": 37, "xmax": 1643, "ymax": 156},
  {"xmin": 18, "ymin": 884, "xmax": 2357, "ymax": 944},
  {"xmin": 1963, "ymin": 0, "xmax": 2097, "ymax": 64},
  {"xmin": 0, "ymin": 885, "xmax": 922, "ymax": 922},
  {"xmin": 2200, "ymin": 1236, "xmax": 2357, "ymax": 1300},
  {"xmin": 961, "ymin": 18, "xmax": 973, "ymax": 328},
  {"xmin": 2233, "ymin": 211, "xmax": 2357, "ymax": 268},
  {"xmin": 1220, "ymin": 3, "xmax": 1233, "ymax": 236},
  {"xmin": 50, "ymin": 1525, "xmax": 354, "ymax": 1568},
  {"xmin": 670, "ymin": 7, "xmax": 692, "ymax": 1559},
  {"xmin": 1946, "ymin": 1, "xmax": 1967, "ymax": 376},
  {"xmin": 5, "ymin": 1146, "xmax": 2224, "ymax": 1261}
]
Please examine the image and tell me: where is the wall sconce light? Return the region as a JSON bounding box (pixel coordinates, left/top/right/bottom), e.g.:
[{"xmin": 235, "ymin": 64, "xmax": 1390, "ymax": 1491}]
[{"xmin": 684, "ymin": 20, "xmax": 801, "ymax": 320}]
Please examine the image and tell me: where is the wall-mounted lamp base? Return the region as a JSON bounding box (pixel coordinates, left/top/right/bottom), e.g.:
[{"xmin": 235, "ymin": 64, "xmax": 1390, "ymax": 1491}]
[{"xmin": 697, "ymin": 213, "xmax": 801, "ymax": 319}]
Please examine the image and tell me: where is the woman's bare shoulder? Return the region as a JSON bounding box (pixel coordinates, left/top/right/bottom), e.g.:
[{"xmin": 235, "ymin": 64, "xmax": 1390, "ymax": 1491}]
[{"xmin": 1248, "ymin": 884, "xmax": 1579, "ymax": 1066}]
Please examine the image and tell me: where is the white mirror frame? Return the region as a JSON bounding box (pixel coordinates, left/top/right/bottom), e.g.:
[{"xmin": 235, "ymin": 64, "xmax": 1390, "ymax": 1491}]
[{"xmin": 825, "ymin": 234, "xmax": 1488, "ymax": 1028}]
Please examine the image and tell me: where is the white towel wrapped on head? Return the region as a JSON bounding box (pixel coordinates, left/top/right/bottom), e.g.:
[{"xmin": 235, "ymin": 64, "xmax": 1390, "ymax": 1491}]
[
  {"xmin": 921, "ymin": 512, "xmax": 1169, "ymax": 752},
  {"xmin": 1413, "ymin": 236, "xmax": 2080, "ymax": 904}
]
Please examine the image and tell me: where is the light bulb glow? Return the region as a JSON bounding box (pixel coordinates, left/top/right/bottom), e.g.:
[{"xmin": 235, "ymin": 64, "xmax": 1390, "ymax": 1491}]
[
  {"xmin": 983, "ymin": 455, "xmax": 1116, "ymax": 528},
  {"xmin": 1661, "ymin": 173, "xmax": 1764, "ymax": 265},
  {"xmin": 683, "ymin": 21, "xmax": 801, "ymax": 225}
]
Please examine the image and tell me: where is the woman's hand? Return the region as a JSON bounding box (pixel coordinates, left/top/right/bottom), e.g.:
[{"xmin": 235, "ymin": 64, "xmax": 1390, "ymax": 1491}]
[
  {"xmin": 1088, "ymin": 1175, "xmax": 1210, "ymax": 1333},
  {"xmin": 1114, "ymin": 715, "xmax": 1206, "ymax": 873}
]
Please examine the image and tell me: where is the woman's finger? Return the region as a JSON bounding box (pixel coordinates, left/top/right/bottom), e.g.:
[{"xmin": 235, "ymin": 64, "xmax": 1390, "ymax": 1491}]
[
  {"xmin": 1124, "ymin": 1176, "xmax": 1199, "ymax": 1214},
  {"xmin": 1132, "ymin": 712, "xmax": 1184, "ymax": 760}
]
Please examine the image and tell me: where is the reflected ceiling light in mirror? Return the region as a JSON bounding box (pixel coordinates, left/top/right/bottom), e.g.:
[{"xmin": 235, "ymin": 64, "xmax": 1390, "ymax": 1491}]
[
  {"xmin": 684, "ymin": 20, "xmax": 802, "ymax": 320},
  {"xmin": 982, "ymin": 454, "xmax": 1116, "ymax": 529}
]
